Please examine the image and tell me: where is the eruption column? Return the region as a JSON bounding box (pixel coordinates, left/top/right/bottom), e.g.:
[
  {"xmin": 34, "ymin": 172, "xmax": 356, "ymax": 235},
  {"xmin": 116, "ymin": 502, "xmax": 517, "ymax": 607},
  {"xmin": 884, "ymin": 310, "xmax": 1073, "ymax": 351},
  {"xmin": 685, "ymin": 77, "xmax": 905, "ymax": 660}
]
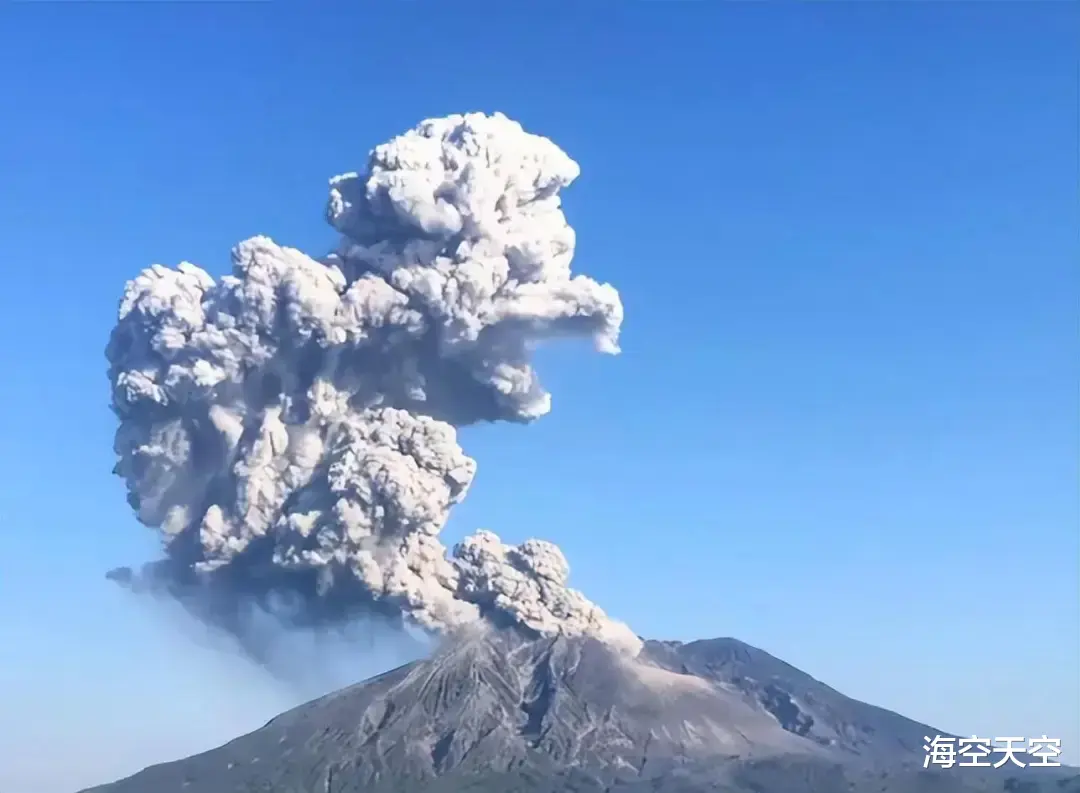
[{"xmin": 106, "ymin": 112, "xmax": 641, "ymax": 658}]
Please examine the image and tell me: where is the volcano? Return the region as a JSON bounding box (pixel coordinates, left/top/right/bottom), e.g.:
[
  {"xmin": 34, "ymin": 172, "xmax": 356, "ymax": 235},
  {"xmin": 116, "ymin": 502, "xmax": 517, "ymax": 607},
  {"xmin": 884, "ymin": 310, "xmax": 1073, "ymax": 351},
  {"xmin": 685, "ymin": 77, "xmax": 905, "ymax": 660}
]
[{"xmin": 80, "ymin": 629, "xmax": 1076, "ymax": 793}]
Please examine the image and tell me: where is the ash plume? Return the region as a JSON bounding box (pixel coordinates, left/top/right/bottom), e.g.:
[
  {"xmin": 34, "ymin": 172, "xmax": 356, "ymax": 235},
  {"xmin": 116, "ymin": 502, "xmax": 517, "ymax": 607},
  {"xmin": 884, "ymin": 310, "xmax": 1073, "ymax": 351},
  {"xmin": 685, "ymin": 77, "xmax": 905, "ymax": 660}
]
[{"xmin": 105, "ymin": 112, "xmax": 642, "ymax": 661}]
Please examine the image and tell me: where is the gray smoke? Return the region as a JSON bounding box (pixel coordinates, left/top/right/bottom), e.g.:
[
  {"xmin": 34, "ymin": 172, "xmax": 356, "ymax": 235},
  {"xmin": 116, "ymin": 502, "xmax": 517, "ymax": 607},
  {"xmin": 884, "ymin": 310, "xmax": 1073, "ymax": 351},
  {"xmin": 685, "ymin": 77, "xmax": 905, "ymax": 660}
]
[{"xmin": 106, "ymin": 112, "xmax": 641, "ymax": 660}]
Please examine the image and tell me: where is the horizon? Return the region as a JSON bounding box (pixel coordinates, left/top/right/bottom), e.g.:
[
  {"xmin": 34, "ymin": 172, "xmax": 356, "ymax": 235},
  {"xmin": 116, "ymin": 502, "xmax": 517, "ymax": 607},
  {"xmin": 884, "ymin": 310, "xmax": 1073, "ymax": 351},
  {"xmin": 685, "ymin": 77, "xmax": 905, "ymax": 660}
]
[{"xmin": 0, "ymin": 4, "xmax": 1076, "ymax": 792}]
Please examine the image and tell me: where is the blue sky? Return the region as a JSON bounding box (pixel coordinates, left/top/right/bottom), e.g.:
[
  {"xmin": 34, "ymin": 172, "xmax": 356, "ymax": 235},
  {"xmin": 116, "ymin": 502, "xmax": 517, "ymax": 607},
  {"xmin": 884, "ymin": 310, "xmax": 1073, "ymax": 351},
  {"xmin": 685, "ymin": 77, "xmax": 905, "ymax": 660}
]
[{"xmin": 0, "ymin": 4, "xmax": 1076, "ymax": 790}]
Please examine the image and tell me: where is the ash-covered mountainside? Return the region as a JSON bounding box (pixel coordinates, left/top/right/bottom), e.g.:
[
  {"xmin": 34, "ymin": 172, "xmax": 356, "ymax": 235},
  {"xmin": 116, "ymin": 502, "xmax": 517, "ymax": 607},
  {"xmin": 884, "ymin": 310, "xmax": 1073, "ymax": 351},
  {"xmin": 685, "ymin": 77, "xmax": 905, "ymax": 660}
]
[{"xmin": 79, "ymin": 630, "xmax": 1077, "ymax": 793}]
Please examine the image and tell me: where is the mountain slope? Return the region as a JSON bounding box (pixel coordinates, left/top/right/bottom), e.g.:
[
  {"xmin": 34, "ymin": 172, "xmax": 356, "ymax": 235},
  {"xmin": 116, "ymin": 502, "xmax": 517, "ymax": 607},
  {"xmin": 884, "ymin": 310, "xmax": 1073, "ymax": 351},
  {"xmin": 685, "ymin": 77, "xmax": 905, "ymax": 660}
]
[
  {"xmin": 81, "ymin": 630, "xmax": 1077, "ymax": 793},
  {"xmin": 648, "ymin": 637, "xmax": 937, "ymax": 762}
]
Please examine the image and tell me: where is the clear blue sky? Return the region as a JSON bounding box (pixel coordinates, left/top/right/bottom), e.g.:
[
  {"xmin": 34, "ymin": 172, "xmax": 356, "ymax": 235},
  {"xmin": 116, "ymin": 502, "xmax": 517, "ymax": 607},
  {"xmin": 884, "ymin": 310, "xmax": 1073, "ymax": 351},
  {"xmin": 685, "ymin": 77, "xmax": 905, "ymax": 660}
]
[{"xmin": 0, "ymin": 4, "xmax": 1076, "ymax": 791}]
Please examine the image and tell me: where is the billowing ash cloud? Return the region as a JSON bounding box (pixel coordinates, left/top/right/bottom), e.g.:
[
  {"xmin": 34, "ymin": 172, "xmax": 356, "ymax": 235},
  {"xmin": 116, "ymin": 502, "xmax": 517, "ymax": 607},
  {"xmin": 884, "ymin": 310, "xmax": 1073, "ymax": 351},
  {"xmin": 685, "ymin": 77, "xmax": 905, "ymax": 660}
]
[{"xmin": 106, "ymin": 112, "xmax": 641, "ymax": 659}]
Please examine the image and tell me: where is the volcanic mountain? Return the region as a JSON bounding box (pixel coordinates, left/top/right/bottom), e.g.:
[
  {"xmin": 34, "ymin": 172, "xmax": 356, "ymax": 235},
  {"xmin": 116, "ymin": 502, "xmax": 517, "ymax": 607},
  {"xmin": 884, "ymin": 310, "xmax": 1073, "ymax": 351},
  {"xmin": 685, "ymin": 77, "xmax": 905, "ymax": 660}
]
[{"xmin": 81, "ymin": 629, "xmax": 1076, "ymax": 793}]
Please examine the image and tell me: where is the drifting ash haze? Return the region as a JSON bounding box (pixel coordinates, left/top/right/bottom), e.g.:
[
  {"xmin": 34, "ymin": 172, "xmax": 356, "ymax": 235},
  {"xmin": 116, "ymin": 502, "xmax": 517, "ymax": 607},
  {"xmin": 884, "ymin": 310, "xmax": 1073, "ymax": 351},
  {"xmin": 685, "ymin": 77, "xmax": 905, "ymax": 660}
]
[{"xmin": 105, "ymin": 112, "xmax": 641, "ymax": 664}]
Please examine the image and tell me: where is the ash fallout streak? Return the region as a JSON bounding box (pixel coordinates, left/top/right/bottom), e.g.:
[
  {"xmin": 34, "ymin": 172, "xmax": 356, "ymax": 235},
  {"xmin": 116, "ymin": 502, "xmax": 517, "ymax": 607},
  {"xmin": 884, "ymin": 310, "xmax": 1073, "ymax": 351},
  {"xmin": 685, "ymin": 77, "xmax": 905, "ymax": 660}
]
[{"xmin": 105, "ymin": 112, "xmax": 641, "ymax": 665}]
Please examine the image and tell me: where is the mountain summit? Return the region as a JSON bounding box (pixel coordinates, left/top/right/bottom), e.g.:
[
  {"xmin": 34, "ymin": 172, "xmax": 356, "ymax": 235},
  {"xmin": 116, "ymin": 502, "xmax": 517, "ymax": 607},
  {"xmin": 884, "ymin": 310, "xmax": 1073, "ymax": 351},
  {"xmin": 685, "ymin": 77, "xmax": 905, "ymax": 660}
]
[{"xmin": 81, "ymin": 629, "xmax": 1076, "ymax": 793}]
